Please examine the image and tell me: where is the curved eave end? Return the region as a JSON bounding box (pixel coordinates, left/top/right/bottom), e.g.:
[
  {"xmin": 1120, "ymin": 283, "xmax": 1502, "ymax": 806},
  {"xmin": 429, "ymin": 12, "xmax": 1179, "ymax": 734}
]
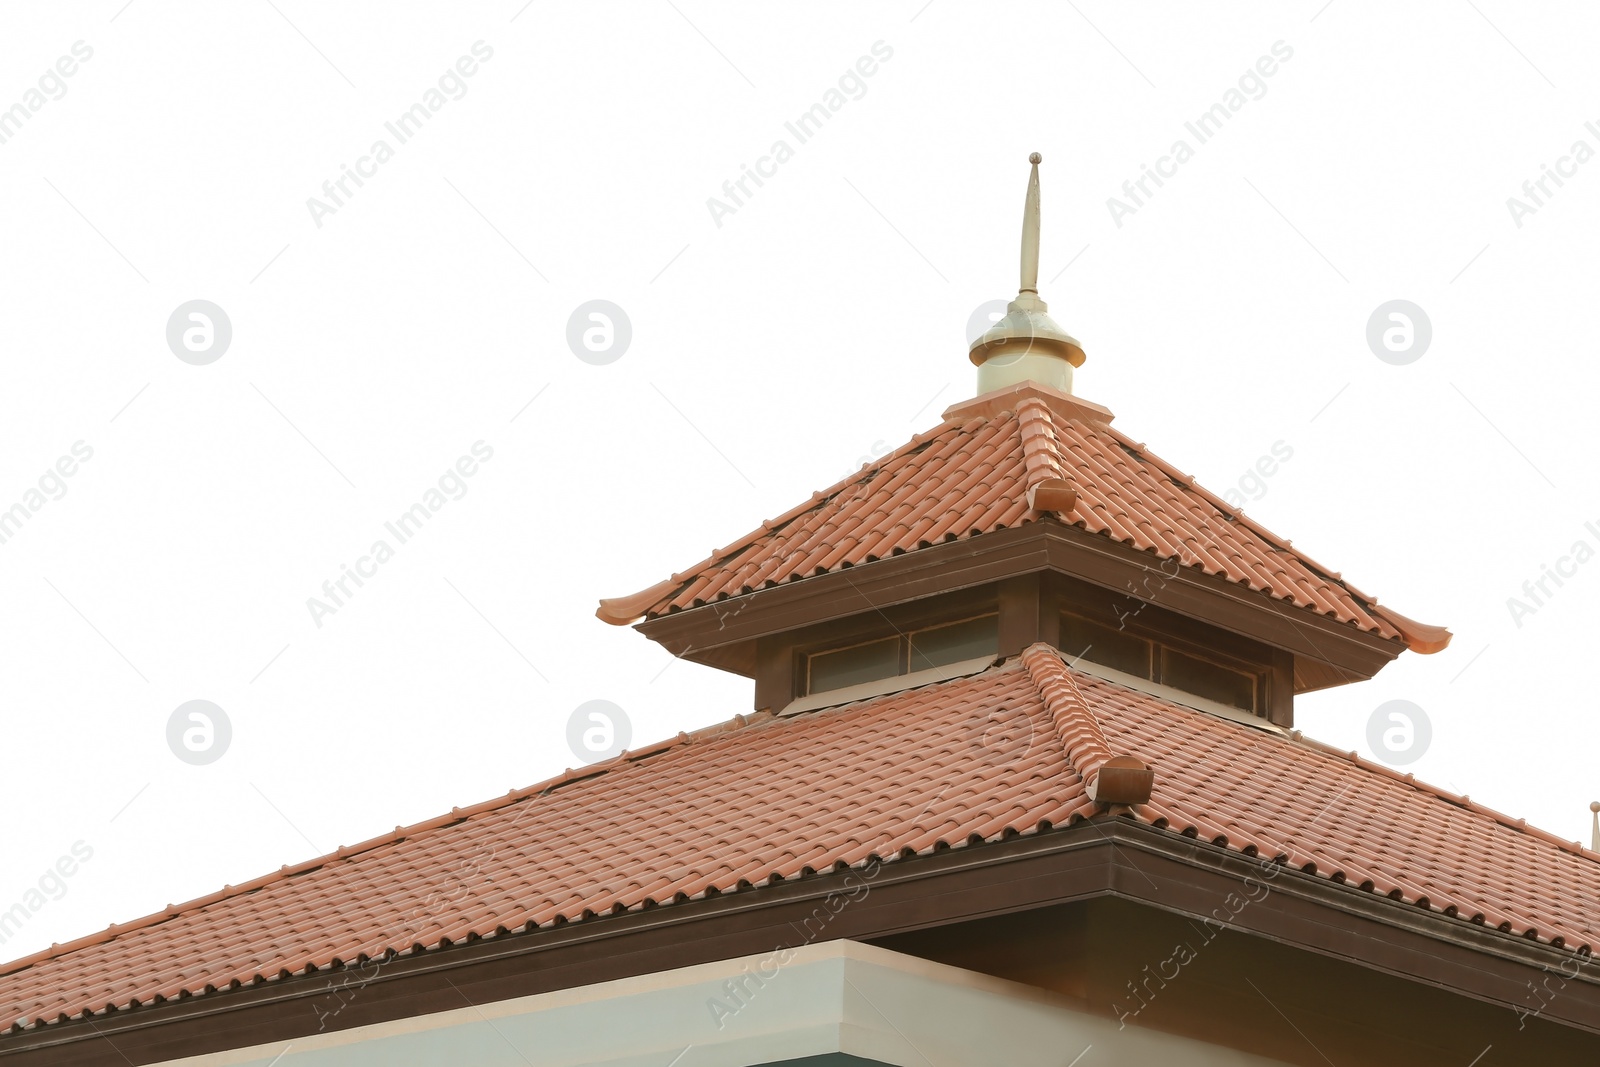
[
  {"xmin": 596, "ymin": 579, "xmax": 679, "ymax": 627},
  {"xmin": 1381, "ymin": 607, "xmax": 1452, "ymax": 655}
]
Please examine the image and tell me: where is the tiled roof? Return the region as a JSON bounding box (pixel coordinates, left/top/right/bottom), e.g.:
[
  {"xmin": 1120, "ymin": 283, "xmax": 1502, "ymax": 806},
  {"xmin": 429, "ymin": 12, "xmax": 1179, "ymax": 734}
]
[
  {"xmin": 597, "ymin": 382, "xmax": 1449, "ymax": 654},
  {"xmin": 4, "ymin": 646, "xmax": 1595, "ymax": 1032}
]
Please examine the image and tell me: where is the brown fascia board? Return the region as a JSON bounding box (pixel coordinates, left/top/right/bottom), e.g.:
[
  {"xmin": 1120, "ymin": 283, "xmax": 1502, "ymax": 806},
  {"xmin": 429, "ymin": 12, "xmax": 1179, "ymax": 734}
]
[
  {"xmin": 9, "ymin": 820, "xmax": 1599, "ymax": 1065},
  {"xmin": 636, "ymin": 522, "xmax": 1403, "ymax": 689}
]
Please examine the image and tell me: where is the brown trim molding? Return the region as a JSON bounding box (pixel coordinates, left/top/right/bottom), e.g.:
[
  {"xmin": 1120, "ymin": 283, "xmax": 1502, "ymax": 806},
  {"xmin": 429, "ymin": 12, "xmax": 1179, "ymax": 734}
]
[
  {"xmin": 639, "ymin": 522, "xmax": 1403, "ymax": 693},
  {"xmin": 5, "ymin": 820, "xmax": 1596, "ymax": 1064}
]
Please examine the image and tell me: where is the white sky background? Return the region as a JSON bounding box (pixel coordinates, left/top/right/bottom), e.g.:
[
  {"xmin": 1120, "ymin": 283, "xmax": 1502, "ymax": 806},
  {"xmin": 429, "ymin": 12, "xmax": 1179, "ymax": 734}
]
[{"xmin": 1, "ymin": 0, "xmax": 1596, "ymax": 965}]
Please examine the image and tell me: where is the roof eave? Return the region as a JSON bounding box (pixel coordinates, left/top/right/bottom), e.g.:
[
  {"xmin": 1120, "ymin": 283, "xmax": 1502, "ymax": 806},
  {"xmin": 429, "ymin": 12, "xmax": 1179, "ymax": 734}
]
[{"xmin": 9, "ymin": 820, "xmax": 1600, "ymax": 1062}]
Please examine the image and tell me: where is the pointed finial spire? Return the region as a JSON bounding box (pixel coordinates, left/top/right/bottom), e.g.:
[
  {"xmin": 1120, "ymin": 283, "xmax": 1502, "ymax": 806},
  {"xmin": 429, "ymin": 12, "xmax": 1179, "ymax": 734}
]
[
  {"xmin": 1021, "ymin": 152, "xmax": 1042, "ymax": 295},
  {"xmin": 969, "ymin": 152, "xmax": 1085, "ymax": 396},
  {"xmin": 1590, "ymin": 801, "xmax": 1599, "ymax": 851}
]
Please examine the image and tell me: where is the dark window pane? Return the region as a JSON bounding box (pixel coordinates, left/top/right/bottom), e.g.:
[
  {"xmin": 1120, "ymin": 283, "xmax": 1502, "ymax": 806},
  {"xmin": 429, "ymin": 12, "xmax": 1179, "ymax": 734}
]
[
  {"xmin": 808, "ymin": 636, "xmax": 901, "ymax": 694},
  {"xmin": 1059, "ymin": 613, "xmax": 1151, "ymax": 678},
  {"xmin": 909, "ymin": 614, "xmax": 998, "ymax": 672},
  {"xmin": 1160, "ymin": 648, "xmax": 1257, "ymax": 712}
]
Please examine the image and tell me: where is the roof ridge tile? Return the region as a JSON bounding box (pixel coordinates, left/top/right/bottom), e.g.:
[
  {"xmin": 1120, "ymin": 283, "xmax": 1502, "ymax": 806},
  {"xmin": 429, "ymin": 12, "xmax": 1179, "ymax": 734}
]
[
  {"xmin": 1016, "ymin": 397, "xmax": 1066, "ymax": 488},
  {"xmin": 1019, "ymin": 644, "xmax": 1115, "ymax": 798}
]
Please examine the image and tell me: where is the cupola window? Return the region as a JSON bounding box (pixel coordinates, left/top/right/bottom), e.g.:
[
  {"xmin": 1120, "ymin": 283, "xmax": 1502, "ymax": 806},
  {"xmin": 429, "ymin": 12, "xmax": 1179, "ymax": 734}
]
[
  {"xmin": 806, "ymin": 613, "xmax": 999, "ymax": 695},
  {"xmin": 1058, "ymin": 612, "xmax": 1152, "ymax": 679},
  {"xmin": 1059, "ymin": 610, "xmax": 1266, "ymax": 715},
  {"xmin": 806, "ymin": 636, "xmax": 902, "ymax": 694},
  {"xmin": 910, "ymin": 613, "xmax": 1000, "ymax": 671},
  {"xmin": 1159, "ymin": 647, "xmax": 1258, "ymax": 712}
]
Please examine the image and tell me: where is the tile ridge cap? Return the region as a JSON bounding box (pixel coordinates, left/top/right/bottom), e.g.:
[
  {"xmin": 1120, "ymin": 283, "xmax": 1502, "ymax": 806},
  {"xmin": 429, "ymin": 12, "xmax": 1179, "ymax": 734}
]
[
  {"xmin": 1019, "ymin": 643, "xmax": 1116, "ymax": 792},
  {"xmin": 1015, "ymin": 395, "xmax": 1067, "ymax": 489}
]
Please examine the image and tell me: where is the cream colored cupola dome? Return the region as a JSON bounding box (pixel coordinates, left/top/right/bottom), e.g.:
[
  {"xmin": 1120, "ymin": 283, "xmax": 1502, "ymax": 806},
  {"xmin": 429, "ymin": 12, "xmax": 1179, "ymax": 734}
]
[{"xmin": 968, "ymin": 152, "xmax": 1086, "ymax": 395}]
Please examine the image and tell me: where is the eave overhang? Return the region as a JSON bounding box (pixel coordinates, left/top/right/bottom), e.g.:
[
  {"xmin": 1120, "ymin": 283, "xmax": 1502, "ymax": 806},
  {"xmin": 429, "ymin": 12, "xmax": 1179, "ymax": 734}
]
[
  {"xmin": 635, "ymin": 520, "xmax": 1408, "ymax": 692},
  {"xmin": 10, "ymin": 819, "xmax": 1599, "ymax": 1065}
]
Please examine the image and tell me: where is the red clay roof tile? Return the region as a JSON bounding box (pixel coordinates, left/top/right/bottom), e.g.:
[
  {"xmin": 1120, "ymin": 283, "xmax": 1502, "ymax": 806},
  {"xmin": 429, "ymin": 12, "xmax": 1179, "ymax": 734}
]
[
  {"xmin": 4, "ymin": 646, "xmax": 1595, "ymax": 1032},
  {"xmin": 597, "ymin": 383, "xmax": 1443, "ymax": 652}
]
